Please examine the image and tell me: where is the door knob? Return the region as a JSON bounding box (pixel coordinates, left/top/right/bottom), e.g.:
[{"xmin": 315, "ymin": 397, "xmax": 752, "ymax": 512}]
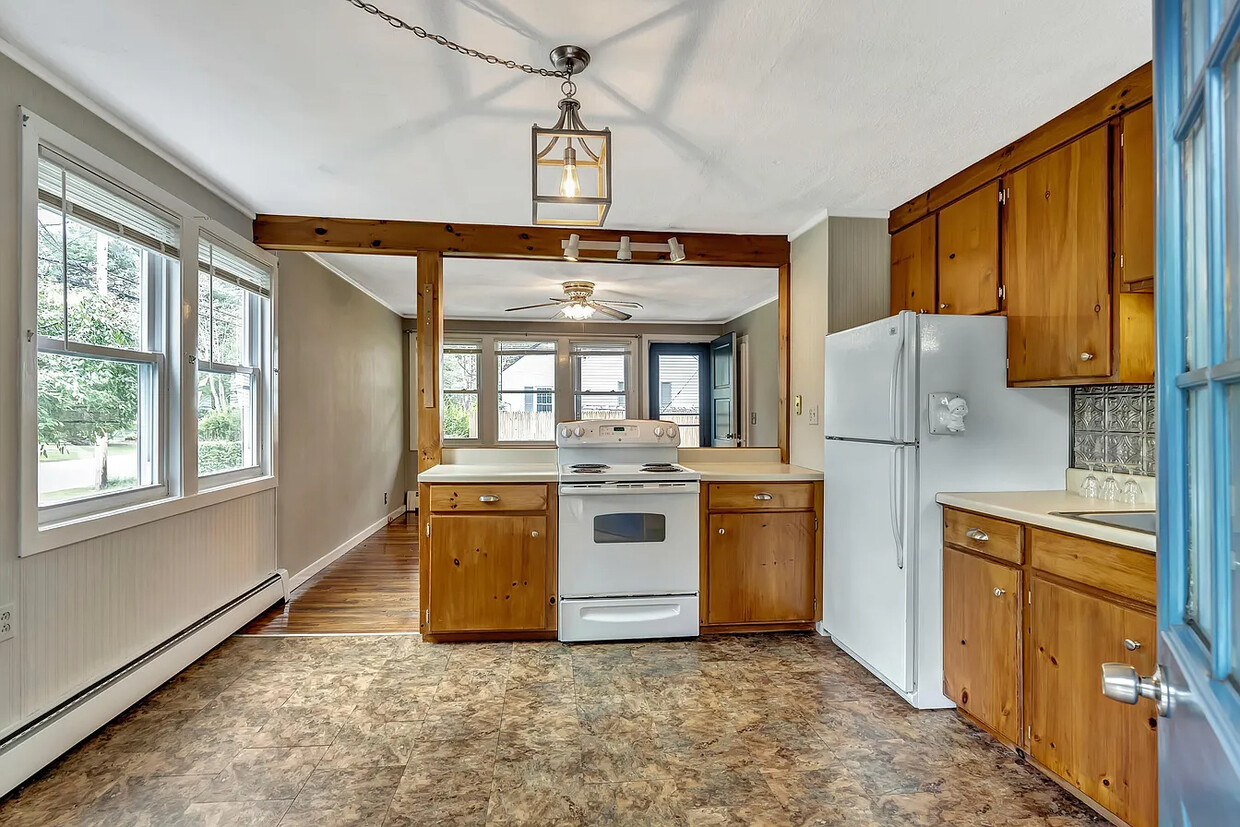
[{"xmin": 1101, "ymin": 662, "xmax": 1173, "ymax": 716}]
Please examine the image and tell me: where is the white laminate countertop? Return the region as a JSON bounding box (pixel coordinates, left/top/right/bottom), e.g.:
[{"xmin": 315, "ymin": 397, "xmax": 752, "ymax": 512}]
[
  {"xmin": 687, "ymin": 463, "xmax": 823, "ymax": 482},
  {"xmin": 416, "ymin": 464, "xmax": 558, "ymax": 483},
  {"xmin": 417, "ymin": 461, "xmax": 822, "ymax": 484},
  {"xmin": 936, "ymin": 490, "xmax": 1155, "ymax": 553}
]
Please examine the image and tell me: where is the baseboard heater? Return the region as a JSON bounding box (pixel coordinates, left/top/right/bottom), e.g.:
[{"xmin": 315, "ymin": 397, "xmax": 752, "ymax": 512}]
[{"xmin": 0, "ymin": 573, "xmax": 285, "ymax": 797}]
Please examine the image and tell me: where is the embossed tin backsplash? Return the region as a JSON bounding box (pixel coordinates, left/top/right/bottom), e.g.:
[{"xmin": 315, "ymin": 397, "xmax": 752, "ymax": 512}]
[{"xmin": 1070, "ymin": 385, "xmax": 1156, "ymax": 475}]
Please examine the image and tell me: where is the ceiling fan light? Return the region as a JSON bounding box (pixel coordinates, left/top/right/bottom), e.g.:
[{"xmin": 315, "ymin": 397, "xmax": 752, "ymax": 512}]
[
  {"xmin": 617, "ymin": 236, "xmax": 632, "ymax": 261},
  {"xmin": 667, "ymin": 237, "xmax": 686, "ymax": 263},
  {"xmin": 563, "ymin": 302, "xmax": 595, "ymax": 320},
  {"xmin": 564, "ymin": 233, "xmax": 580, "ymax": 261}
]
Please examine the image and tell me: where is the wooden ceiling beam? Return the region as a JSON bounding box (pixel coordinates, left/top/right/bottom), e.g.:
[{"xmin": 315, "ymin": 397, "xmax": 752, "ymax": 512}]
[{"xmin": 252, "ymin": 214, "xmax": 790, "ymax": 268}]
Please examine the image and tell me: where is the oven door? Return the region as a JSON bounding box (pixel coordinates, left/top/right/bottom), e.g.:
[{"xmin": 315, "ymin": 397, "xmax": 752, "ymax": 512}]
[{"xmin": 558, "ymin": 481, "xmax": 700, "ymax": 598}]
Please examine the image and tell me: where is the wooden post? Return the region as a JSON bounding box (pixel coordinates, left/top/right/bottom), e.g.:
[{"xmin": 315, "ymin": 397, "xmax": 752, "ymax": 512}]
[
  {"xmin": 777, "ymin": 262, "xmax": 791, "ymax": 465},
  {"xmin": 416, "ymin": 252, "xmax": 443, "ymax": 472}
]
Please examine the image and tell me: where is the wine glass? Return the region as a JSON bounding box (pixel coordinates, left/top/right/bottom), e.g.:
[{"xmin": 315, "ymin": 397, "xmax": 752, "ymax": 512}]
[
  {"xmin": 1121, "ymin": 479, "xmax": 1143, "ymax": 505},
  {"xmin": 1099, "ymin": 467, "xmax": 1121, "ymax": 502},
  {"xmin": 1079, "ymin": 464, "xmax": 1100, "ymax": 499}
]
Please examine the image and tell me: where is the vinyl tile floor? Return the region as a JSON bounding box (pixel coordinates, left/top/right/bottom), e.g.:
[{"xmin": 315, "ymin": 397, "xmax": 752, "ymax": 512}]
[{"xmin": 0, "ymin": 632, "xmax": 1105, "ymax": 826}]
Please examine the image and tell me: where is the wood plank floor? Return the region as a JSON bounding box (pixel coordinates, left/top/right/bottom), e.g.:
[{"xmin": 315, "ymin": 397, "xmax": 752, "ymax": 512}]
[{"xmin": 242, "ymin": 517, "xmax": 419, "ymax": 635}]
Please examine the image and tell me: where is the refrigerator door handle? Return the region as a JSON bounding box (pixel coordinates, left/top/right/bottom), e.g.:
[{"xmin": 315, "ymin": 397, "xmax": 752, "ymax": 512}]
[
  {"xmin": 888, "ymin": 446, "xmax": 905, "ymax": 569},
  {"xmin": 888, "ymin": 319, "xmax": 906, "ymax": 442}
]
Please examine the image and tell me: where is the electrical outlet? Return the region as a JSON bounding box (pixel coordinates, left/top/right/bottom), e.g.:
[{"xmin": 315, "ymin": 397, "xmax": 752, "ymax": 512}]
[
  {"xmin": 750, "ymin": 412, "xmax": 757, "ymax": 425},
  {"xmin": 0, "ymin": 604, "xmax": 14, "ymax": 643},
  {"xmin": 808, "ymin": 407, "xmax": 819, "ymax": 425}
]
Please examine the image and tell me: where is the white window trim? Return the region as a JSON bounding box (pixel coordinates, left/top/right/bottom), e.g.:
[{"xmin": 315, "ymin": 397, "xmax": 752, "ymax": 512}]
[
  {"xmin": 18, "ymin": 109, "xmax": 278, "ymax": 556},
  {"xmin": 443, "ymin": 332, "xmax": 637, "ymax": 447}
]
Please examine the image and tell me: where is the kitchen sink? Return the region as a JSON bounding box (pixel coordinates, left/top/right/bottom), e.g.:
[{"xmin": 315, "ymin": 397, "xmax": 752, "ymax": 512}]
[{"xmin": 1051, "ymin": 510, "xmax": 1156, "ymax": 535}]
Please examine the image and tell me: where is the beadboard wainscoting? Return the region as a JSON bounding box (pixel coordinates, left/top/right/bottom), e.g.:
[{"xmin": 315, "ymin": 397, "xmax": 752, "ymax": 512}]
[
  {"xmin": 1070, "ymin": 385, "xmax": 1157, "ymax": 475},
  {"xmin": 14, "ymin": 489, "xmax": 277, "ymax": 728}
]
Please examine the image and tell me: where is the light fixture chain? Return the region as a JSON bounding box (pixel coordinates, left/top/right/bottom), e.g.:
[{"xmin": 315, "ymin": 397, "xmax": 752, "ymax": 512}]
[{"xmin": 345, "ymin": 0, "xmax": 570, "ymax": 78}]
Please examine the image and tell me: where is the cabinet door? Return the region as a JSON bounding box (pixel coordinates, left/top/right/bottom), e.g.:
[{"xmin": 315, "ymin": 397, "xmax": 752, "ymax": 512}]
[
  {"xmin": 1120, "ymin": 105, "xmax": 1155, "ymax": 288},
  {"xmin": 1028, "ymin": 578, "xmax": 1158, "ymax": 827},
  {"xmin": 707, "ymin": 511, "xmax": 815, "ymax": 623},
  {"xmin": 942, "ymin": 547, "xmax": 1022, "ymax": 742},
  {"xmin": 937, "ymin": 183, "xmax": 1001, "ymax": 315},
  {"xmin": 1004, "ymin": 128, "xmax": 1112, "ymax": 382},
  {"xmin": 890, "ymin": 217, "xmax": 937, "ymax": 315},
  {"xmin": 427, "ymin": 514, "xmax": 548, "ymax": 633}
]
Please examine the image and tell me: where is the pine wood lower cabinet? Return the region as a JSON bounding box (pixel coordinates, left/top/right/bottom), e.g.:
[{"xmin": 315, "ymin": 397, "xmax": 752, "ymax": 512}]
[
  {"xmin": 701, "ymin": 481, "xmax": 823, "ymax": 631},
  {"xmin": 420, "ymin": 482, "xmax": 557, "ymax": 640},
  {"xmin": 1028, "ymin": 577, "xmax": 1158, "ymax": 827},
  {"xmin": 940, "ymin": 506, "xmax": 1157, "ymax": 827},
  {"xmin": 941, "ymin": 546, "xmax": 1022, "ymax": 743}
]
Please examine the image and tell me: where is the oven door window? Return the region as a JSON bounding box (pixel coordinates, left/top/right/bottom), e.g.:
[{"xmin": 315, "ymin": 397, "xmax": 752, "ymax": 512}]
[{"xmin": 593, "ymin": 513, "xmax": 667, "ymax": 544}]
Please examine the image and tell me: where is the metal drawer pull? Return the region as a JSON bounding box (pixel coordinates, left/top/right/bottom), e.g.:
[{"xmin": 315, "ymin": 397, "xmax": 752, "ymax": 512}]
[
  {"xmin": 1124, "ymin": 638, "xmax": 1142, "ymax": 651},
  {"xmin": 993, "ymin": 587, "xmax": 1006, "ymax": 597},
  {"xmin": 479, "ymin": 495, "xmax": 500, "ymax": 503},
  {"xmin": 753, "ymin": 493, "xmax": 774, "ymax": 501},
  {"xmin": 965, "ymin": 528, "xmax": 989, "ymax": 541}
]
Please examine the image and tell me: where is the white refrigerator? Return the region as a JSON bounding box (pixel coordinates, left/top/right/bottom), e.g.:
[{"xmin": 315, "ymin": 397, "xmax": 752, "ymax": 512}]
[{"xmin": 821, "ymin": 311, "xmax": 1069, "ymax": 709}]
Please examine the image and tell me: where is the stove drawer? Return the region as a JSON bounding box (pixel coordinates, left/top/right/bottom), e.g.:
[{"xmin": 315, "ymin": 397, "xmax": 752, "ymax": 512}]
[
  {"xmin": 708, "ymin": 482, "xmax": 815, "ymax": 511},
  {"xmin": 429, "ymin": 484, "xmax": 549, "ymax": 513},
  {"xmin": 559, "ymin": 596, "xmax": 699, "ymax": 642}
]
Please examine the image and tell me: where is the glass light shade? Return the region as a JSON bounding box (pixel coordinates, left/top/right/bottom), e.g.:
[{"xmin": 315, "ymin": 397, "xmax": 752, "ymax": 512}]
[{"xmin": 562, "ymin": 302, "xmax": 595, "ymax": 320}]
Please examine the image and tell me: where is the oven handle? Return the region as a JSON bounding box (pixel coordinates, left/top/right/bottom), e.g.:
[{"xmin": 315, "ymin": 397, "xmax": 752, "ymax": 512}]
[{"xmin": 559, "ymin": 482, "xmax": 701, "ymax": 496}]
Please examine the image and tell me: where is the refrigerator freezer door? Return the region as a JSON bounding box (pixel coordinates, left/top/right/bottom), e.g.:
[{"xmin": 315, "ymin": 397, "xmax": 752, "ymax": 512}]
[
  {"xmin": 822, "ymin": 438, "xmax": 917, "ymax": 694},
  {"xmin": 823, "ymin": 312, "xmax": 917, "ymax": 444}
]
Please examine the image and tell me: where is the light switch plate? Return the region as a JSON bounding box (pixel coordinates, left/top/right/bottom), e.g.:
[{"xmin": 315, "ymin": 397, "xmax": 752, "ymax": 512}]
[
  {"xmin": 0, "ymin": 604, "xmax": 13, "ymax": 643},
  {"xmin": 808, "ymin": 407, "xmax": 819, "ymax": 425}
]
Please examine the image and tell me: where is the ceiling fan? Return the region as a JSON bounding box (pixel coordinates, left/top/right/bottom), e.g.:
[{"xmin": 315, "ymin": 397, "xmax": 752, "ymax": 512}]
[{"xmin": 505, "ymin": 280, "xmax": 643, "ymax": 321}]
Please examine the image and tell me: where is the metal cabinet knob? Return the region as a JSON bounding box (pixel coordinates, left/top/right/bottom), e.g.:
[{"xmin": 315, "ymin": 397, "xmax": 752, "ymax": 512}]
[
  {"xmin": 965, "ymin": 528, "xmax": 989, "ymax": 541},
  {"xmin": 753, "ymin": 493, "xmax": 773, "ymax": 501},
  {"xmin": 939, "ymin": 303, "xmax": 949, "ymax": 310},
  {"xmin": 479, "ymin": 495, "xmax": 500, "ymax": 503},
  {"xmin": 1124, "ymin": 638, "xmax": 1141, "ymax": 651},
  {"xmin": 1081, "ymin": 352, "xmax": 1095, "ymax": 361},
  {"xmin": 1101, "ymin": 662, "xmax": 1173, "ymax": 716},
  {"xmin": 531, "ymin": 530, "xmax": 539, "ymax": 538},
  {"xmin": 718, "ymin": 528, "xmax": 726, "ymax": 535},
  {"xmin": 993, "ymin": 587, "xmax": 1006, "ymax": 597}
]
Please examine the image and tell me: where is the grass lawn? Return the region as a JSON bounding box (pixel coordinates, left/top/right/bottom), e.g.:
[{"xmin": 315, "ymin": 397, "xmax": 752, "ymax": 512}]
[{"xmin": 39, "ymin": 442, "xmax": 136, "ymax": 462}]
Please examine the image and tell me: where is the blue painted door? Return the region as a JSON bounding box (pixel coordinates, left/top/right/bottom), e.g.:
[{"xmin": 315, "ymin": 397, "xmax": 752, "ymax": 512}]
[{"xmin": 1151, "ymin": 1, "xmax": 1240, "ymax": 822}]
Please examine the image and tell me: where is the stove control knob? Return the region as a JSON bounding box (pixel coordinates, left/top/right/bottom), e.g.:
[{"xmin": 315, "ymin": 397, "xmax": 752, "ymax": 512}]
[
  {"xmin": 667, "ymin": 426, "xmax": 678, "ymax": 439},
  {"xmin": 574, "ymin": 426, "xmax": 585, "ymax": 437},
  {"xmin": 653, "ymin": 426, "xmax": 665, "ymax": 437},
  {"xmin": 560, "ymin": 427, "xmax": 572, "ymax": 439}
]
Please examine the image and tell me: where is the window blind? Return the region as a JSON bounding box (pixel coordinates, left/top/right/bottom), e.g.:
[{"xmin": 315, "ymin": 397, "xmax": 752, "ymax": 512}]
[
  {"xmin": 37, "ymin": 147, "xmax": 181, "ymax": 258},
  {"xmin": 199, "ymin": 237, "xmax": 272, "ymax": 297}
]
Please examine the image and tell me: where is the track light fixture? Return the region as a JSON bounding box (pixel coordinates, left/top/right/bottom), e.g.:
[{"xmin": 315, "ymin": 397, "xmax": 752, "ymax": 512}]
[{"xmin": 560, "ymin": 235, "xmax": 689, "ymax": 262}]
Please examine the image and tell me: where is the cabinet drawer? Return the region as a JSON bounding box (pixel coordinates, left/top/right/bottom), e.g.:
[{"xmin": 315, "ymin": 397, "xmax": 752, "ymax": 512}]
[
  {"xmin": 429, "ymin": 484, "xmax": 548, "ymax": 513},
  {"xmin": 1028, "ymin": 528, "xmax": 1155, "ymax": 605},
  {"xmin": 942, "ymin": 508, "xmax": 1023, "ymax": 564},
  {"xmin": 708, "ymin": 483, "xmax": 815, "ymax": 511}
]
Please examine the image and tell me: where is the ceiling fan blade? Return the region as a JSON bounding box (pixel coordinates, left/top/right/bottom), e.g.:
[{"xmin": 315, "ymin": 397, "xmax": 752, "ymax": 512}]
[
  {"xmin": 590, "ymin": 302, "xmax": 632, "ymax": 321},
  {"xmin": 505, "ymin": 302, "xmax": 563, "ymax": 312},
  {"xmin": 595, "ymin": 300, "xmax": 644, "ymax": 309}
]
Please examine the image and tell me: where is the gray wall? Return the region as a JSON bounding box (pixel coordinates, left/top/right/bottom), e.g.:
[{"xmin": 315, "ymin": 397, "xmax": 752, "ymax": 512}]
[
  {"xmin": 275, "ymin": 252, "xmax": 407, "ymax": 578},
  {"xmin": 827, "ymin": 217, "xmax": 891, "ymax": 334},
  {"xmin": 725, "ymin": 300, "xmax": 779, "ymax": 447}
]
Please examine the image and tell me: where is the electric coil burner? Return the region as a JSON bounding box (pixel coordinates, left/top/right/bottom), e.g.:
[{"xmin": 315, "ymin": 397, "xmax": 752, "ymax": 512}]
[{"xmin": 555, "ymin": 419, "xmax": 700, "ymax": 642}]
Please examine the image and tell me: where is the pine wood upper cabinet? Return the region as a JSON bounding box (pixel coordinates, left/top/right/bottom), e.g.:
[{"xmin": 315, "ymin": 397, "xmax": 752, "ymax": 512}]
[
  {"xmin": 937, "ymin": 182, "xmax": 1001, "ymax": 315},
  {"xmin": 426, "ymin": 513, "xmax": 551, "ymax": 633},
  {"xmin": 890, "ymin": 216, "xmax": 937, "ymax": 315},
  {"xmin": 1028, "ymin": 577, "xmax": 1158, "ymax": 827},
  {"xmin": 1004, "ymin": 127, "xmax": 1112, "ymax": 383},
  {"xmin": 1119, "ymin": 104, "xmax": 1155, "ymax": 288},
  {"xmin": 941, "ymin": 546, "xmax": 1022, "ymax": 743}
]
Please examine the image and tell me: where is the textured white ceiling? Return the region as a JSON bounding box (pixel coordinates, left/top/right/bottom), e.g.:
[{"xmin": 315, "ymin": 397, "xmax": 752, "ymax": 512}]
[
  {"xmin": 0, "ymin": 1, "xmax": 1151, "ymax": 238},
  {"xmin": 317, "ymin": 254, "xmax": 777, "ymax": 322}
]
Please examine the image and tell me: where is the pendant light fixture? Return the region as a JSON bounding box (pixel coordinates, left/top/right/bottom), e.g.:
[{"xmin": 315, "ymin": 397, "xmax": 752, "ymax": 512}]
[
  {"xmin": 344, "ymin": 3, "xmax": 612, "ymax": 227},
  {"xmin": 532, "ymin": 46, "xmax": 612, "ymax": 227}
]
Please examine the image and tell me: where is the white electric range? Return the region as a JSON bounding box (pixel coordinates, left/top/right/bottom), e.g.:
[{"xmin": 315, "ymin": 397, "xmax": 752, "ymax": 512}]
[{"xmin": 556, "ymin": 419, "xmax": 701, "ymax": 642}]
